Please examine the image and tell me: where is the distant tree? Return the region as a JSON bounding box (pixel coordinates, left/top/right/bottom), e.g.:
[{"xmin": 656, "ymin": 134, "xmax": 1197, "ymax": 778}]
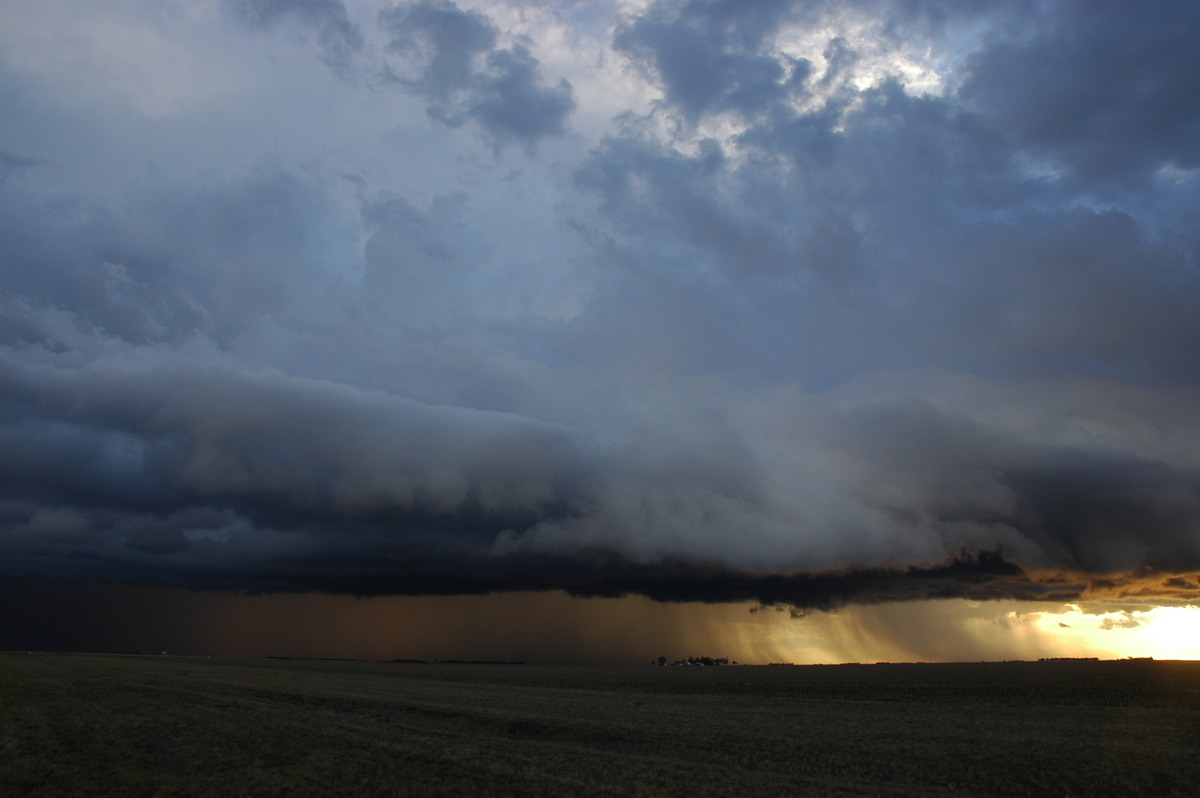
[{"xmin": 657, "ymin": 656, "xmax": 667, "ymax": 666}]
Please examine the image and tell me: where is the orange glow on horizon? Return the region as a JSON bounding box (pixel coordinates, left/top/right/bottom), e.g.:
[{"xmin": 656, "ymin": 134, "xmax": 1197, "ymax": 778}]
[
  {"xmin": 1026, "ymin": 605, "xmax": 1200, "ymax": 661},
  {"xmin": 8, "ymin": 581, "xmax": 1196, "ymax": 664},
  {"xmin": 762, "ymin": 601, "xmax": 1200, "ymax": 664},
  {"xmin": 187, "ymin": 591, "xmax": 1200, "ymax": 665}
]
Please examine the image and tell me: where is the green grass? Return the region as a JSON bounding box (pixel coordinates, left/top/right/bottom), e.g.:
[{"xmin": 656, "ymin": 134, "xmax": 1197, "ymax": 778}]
[{"xmin": 2, "ymin": 654, "xmax": 1198, "ymax": 796}]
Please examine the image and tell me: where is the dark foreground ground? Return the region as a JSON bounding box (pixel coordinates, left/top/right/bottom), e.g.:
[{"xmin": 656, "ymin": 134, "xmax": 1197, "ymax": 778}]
[{"xmin": 2, "ymin": 654, "xmax": 1198, "ymax": 796}]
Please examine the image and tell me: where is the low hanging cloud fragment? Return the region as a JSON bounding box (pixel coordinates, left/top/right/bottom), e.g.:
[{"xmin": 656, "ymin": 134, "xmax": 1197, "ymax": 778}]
[
  {"xmin": 0, "ymin": 149, "xmax": 46, "ymax": 186},
  {"xmin": 379, "ymin": 0, "xmax": 575, "ymax": 146},
  {"xmin": 613, "ymin": 0, "xmax": 798, "ymax": 123},
  {"xmin": 960, "ymin": 0, "xmax": 1200, "ymax": 185},
  {"xmin": 228, "ymin": 0, "xmax": 364, "ymax": 73}
]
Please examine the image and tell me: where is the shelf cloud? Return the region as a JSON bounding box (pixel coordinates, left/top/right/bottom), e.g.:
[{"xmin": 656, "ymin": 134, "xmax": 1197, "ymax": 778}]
[{"xmin": 2, "ymin": 0, "xmax": 1198, "ymax": 620}]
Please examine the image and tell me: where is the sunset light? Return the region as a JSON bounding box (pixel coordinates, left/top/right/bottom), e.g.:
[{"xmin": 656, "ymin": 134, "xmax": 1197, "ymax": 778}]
[
  {"xmin": 1029, "ymin": 605, "xmax": 1200, "ymax": 661},
  {"xmin": 757, "ymin": 600, "xmax": 1200, "ymax": 665}
]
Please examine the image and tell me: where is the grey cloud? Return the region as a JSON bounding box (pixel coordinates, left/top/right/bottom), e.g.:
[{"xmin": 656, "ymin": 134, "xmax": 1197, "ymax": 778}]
[
  {"xmin": 614, "ymin": 0, "xmax": 798, "ymax": 123},
  {"xmin": 228, "ymin": 0, "xmax": 364, "ymax": 72},
  {"xmin": 608, "ymin": 0, "xmax": 1007, "ymax": 125},
  {"xmin": 380, "ymin": 1, "xmax": 574, "ymax": 145},
  {"xmin": 815, "ymin": 399, "xmax": 1200, "ymax": 575},
  {"xmin": 854, "ymin": 0, "xmax": 1027, "ymax": 40},
  {"xmin": 0, "ymin": 172, "xmax": 356, "ymax": 349},
  {"xmin": 380, "ymin": 0, "xmax": 496, "ymax": 102},
  {"xmin": 1098, "ymin": 613, "xmax": 1142, "ymax": 631},
  {"xmin": 4, "ymin": 337, "xmax": 1200, "ymax": 601},
  {"xmin": 0, "ymin": 353, "xmax": 582, "ymax": 523},
  {"xmin": 576, "ymin": 49, "xmax": 1200, "ymax": 385},
  {"xmin": 469, "ymin": 47, "xmax": 575, "ymax": 144},
  {"xmin": 1000, "ymin": 453, "xmax": 1200, "ymax": 574},
  {"xmin": 0, "ymin": 349, "xmax": 588, "ymax": 584},
  {"xmin": 361, "ymin": 195, "xmax": 469, "ymax": 324},
  {"xmin": 574, "ymin": 136, "xmax": 811, "ymax": 282},
  {"xmin": 737, "ymin": 78, "xmax": 1024, "ymax": 219},
  {"xmin": 0, "ymin": 148, "xmax": 45, "ymax": 186},
  {"xmin": 960, "ymin": 0, "xmax": 1200, "ymax": 187},
  {"xmin": 931, "ymin": 209, "xmax": 1200, "ymax": 379}
]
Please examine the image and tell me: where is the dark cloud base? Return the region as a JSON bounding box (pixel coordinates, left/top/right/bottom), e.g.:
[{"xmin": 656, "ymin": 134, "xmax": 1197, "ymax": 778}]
[
  {"xmin": 3, "ymin": 350, "xmax": 1199, "ymax": 614},
  {"xmin": 8, "ymin": 547, "xmax": 1197, "ymax": 614},
  {"xmin": 260, "ymin": 550, "xmax": 1200, "ymax": 611}
]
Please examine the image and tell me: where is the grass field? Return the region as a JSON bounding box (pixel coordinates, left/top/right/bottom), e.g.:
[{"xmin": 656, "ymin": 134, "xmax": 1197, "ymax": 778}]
[{"xmin": 2, "ymin": 653, "xmax": 1198, "ymax": 796}]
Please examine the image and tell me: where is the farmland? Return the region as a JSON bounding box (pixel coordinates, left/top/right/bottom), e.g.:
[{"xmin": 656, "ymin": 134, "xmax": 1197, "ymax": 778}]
[{"xmin": 2, "ymin": 653, "xmax": 1198, "ymax": 796}]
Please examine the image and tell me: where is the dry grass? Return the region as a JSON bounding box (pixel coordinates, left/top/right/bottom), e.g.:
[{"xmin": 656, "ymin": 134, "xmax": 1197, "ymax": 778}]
[{"xmin": 2, "ymin": 654, "xmax": 1198, "ymax": 796}]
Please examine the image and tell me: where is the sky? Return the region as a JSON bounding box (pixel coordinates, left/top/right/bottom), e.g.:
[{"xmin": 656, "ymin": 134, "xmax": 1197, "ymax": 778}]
[{"xmin": 1, "ymin": 0, "xmax": 1199, "ymax": 664}]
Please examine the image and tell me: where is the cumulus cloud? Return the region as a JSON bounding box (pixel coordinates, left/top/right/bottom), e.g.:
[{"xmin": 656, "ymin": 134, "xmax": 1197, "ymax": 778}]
[
  {"xmin": 1, "ymin": 0, "xmax": 1199, "ymax": 613},
  {"xmin": 1098, "ymin": 612, "xmax": 1142, "ymax": 631}
]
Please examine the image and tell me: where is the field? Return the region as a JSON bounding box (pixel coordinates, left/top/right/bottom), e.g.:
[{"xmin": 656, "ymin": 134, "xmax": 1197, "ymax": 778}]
[{"xmin": 2, "ymin": 654, "xmax": 1198, "ymax": 796}]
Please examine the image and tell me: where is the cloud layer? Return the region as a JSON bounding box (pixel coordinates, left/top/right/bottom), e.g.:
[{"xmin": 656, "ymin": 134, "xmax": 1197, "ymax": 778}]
[{"xmin": 1, "ymin": 0, "xmax": 1198, "ymax": 610}]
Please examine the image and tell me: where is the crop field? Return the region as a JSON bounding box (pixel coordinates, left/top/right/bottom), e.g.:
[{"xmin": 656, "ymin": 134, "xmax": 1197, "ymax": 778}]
[{"xmin": 2, "ymin": 653, "xmax": 1198, "ymax": 796}]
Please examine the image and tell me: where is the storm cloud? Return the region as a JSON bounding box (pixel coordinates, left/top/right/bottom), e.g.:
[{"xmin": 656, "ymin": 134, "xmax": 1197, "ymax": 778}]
[{"xmin": 1, "ymin": 0, "xmax": 1198, "ymax": 614}]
